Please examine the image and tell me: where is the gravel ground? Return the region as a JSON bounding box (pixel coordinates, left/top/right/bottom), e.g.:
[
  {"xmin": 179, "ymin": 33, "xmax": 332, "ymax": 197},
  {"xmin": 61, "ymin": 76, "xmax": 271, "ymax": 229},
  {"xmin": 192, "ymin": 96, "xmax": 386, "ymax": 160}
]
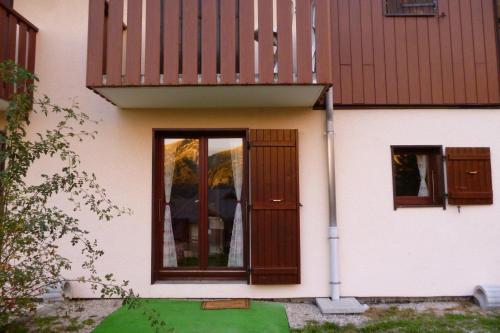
[
  {"xmin": 285, "ymin": 301, "xmax": 368, "ymax": 328},
  {"xmin": 35, "ymin": 299, "xmax": 122, "ymax": 333},
  {"xmin": 284, "ymin": 300, "xmax": 484, "ymax": 329}
]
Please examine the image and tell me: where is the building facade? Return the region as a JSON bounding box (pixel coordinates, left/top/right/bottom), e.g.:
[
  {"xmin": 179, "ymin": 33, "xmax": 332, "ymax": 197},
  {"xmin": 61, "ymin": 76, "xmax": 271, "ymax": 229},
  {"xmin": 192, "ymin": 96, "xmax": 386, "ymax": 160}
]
[{"xmin": 1, "ymin": 0, "xmax": 500, "ymax": 299}]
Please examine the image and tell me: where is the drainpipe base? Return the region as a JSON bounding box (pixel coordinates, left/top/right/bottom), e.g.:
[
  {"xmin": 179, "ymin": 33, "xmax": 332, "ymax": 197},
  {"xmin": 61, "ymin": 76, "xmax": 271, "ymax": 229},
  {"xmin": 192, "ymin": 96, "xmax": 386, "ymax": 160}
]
[{"xmin": 315, "ymin": 297, "xmax": 369, "ymax": 314}]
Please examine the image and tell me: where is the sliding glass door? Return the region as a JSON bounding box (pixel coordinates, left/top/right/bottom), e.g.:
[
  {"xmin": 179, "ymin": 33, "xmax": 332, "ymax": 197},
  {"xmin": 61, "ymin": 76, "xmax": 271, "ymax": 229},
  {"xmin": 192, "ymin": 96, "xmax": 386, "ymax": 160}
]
[{"xmin": 153, "ymin": 131, "xmax": 247, "ymax": 280}]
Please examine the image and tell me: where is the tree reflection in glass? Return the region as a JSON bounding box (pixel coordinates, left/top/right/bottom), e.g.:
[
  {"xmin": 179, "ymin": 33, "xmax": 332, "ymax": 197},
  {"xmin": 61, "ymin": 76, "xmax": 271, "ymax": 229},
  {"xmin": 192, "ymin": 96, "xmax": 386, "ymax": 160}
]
[{"xmin": 165, "ymin": 138, "xmax": 200, "ymax": 268}]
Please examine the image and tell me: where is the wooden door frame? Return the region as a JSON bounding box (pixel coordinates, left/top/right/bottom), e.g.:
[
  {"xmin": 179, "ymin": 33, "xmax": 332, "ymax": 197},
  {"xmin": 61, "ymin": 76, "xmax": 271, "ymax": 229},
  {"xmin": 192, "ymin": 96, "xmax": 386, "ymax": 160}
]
[{"xmin": 151, "ymin": 129, "xmax": 249, "ymax": 283}]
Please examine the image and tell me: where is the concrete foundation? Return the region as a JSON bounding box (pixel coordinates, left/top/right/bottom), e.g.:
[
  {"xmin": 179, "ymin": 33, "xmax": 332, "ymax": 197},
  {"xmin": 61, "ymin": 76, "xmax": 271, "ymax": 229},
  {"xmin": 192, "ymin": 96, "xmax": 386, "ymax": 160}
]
[{"xmin": 315, "ymin": 297, "xmax": 369, "ymax": 314}]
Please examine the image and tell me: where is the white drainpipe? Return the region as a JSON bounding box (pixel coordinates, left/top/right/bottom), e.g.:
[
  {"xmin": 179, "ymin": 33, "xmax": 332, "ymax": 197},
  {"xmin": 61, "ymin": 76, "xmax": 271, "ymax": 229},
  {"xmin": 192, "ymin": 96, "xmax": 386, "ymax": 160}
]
[{"xmin": 325, "ymin": 87, "xmax": 340, "ymax": 301}]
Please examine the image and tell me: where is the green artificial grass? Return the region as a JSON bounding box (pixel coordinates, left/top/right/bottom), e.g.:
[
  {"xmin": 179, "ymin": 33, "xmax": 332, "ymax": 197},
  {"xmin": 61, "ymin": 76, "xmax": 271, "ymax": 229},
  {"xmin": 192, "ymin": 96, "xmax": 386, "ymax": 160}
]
[{"xmin": 93, "ymin": 299, "xmax": 290, "ymax": 333}]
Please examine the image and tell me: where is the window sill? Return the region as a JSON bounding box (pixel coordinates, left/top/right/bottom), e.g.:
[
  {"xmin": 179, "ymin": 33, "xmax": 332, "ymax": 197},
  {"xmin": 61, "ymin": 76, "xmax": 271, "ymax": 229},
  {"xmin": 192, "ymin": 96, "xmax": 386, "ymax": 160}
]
[
  {"xmin": 152, "ymin": 280, "xmax": 248, "ymax": 285},
  {"xmin": 394, "ymin": 204, "xmax": 445, "ymax": 210},
  {"xmin": 153, "ymin": 269, "xmax": 248, "ymax": 283}
]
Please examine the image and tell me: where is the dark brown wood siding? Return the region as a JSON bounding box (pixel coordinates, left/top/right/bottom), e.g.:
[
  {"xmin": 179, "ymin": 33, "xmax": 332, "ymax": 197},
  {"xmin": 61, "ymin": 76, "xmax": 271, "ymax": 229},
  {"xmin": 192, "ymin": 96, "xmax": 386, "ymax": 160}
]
[
  {"xmin": 249, "ymin": 129, "xmax": 300, "ymax": 285},
  {"xmin": 331, "ymin": 0, "xmax": 500, "ymax": 106}
]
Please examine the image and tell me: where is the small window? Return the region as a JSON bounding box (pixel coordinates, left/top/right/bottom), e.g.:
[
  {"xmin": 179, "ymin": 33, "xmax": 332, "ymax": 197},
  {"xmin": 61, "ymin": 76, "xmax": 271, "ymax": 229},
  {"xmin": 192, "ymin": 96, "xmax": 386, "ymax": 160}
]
[
  {"xmin": 385, "ymin": 0, "xmax": 438, "ymax": 16},
  {"xmin": 391, "ymin": 146, "xmax": 444, "ymax": 209}
]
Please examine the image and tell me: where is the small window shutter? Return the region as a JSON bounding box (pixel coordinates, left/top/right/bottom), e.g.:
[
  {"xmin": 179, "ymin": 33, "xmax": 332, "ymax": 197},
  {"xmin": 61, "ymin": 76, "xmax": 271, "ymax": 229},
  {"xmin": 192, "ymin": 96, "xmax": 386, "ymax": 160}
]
[
  {"xmin": 249, "ymin": 129, "xmax": 300, "ymax": 284},
  {"xmin": 385, "ymin": 0, "xmax": 437, "ymax": 16},
  {"xmin": 446, "ymin": 147, "xmax": 493, "ymax": 205}
]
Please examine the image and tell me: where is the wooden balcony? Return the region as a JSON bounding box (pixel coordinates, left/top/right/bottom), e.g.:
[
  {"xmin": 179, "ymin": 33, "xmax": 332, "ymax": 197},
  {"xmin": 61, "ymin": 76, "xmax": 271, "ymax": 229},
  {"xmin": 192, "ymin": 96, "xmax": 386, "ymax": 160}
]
[
  {"xmin": 86, "ymin": 0, "xmax": 333, "ymax": 109},
  {"xmin": 0, "ymin": 3, "xmax": 37, "ymax": 110}
]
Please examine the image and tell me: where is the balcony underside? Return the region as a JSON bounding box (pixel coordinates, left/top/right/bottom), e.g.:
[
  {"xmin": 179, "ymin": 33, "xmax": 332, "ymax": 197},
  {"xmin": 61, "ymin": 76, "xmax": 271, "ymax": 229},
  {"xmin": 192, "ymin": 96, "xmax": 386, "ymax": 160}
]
[{"xmin": 91, "ymin": 84, "xmax": 329, "ymax": 109}]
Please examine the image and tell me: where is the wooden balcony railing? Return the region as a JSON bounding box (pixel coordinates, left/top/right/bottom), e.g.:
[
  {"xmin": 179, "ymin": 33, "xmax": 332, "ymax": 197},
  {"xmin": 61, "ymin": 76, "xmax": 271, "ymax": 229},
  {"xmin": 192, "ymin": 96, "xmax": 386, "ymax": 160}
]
[
  {"xmin": 0, "ymin": 3, "xmax": 38, "ymax": 101},
  {"xmin": 87, "ymin": 0, "xmax": 333, "ymax": 88}
]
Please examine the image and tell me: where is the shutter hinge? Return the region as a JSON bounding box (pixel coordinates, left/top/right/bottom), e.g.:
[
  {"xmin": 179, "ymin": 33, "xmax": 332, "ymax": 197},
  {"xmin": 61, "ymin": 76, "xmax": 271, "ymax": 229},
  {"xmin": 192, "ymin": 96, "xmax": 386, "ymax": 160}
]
[{"xmin": 247, "ymin": 141, "xmax": 252, "ymax": 150}]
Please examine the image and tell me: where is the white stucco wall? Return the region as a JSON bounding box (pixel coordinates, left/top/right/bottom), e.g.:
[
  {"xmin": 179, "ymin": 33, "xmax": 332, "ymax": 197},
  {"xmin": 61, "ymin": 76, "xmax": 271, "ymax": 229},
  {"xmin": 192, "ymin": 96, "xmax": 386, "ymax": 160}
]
[
  {"xmin": 12, "ymin": 0, "xmax": 500, "ymax": 299},
  {"xmin": 334, "ymin": 109, "xmax": 500, "ymax": 297}
]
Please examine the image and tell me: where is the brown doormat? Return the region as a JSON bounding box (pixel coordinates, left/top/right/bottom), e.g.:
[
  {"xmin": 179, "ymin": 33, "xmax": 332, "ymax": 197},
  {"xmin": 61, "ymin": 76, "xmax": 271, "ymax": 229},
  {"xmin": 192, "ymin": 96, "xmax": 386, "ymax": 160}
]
[{"xmin": 201, "ymin": 299, "xmax": 250, "ymax": 310}]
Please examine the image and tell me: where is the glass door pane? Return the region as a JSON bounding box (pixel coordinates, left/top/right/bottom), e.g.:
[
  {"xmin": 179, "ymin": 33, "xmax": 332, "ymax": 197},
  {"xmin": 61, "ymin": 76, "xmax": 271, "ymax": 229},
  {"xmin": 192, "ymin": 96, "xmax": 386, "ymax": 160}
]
[
  {"xmin": 207, "ymin": 138, "xmax": 244, "ymax": 267},
  {"xmin": 163, "ymin": 138, "xmax": 200, "ymax": 268}
]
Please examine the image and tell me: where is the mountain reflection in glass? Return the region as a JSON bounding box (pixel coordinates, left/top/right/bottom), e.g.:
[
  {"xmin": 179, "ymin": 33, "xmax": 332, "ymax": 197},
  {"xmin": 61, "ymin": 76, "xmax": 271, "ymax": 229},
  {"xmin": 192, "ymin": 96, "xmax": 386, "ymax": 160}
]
[
  {"xmin": 208, "ymin": 139, "xmax": 244, "ymax": 267},
  {"xmin": 164, "ymin": 138, "xmax": 200, "ymax": 268}
]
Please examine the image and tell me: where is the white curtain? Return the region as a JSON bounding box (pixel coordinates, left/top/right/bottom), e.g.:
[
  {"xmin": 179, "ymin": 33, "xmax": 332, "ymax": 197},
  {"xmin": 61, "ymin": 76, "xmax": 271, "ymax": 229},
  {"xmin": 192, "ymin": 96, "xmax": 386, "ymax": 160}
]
[
  {"xmin": 163, "ymin": 141, "xmax": 179, "ymax": 267},
  {"xmin": 416, "ymin": 154, "xmax": 429, "ymax": 197},
  {"xmin": 228, "ymin": 145, "xmax": 244, "ymax": 267}
]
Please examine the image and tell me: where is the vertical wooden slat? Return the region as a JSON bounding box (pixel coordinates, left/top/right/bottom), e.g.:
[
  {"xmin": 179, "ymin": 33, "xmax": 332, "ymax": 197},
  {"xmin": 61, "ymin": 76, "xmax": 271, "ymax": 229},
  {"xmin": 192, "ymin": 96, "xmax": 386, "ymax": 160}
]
[
  {"xmin": 330, "ymin": 0, "xmax": 341, "ymax": 101},
  {"xmin": 349, "ymin": 0, "xmax": 363, "ymax": 102},
  {"xmin": 428, "ymin": 15, "xmax": 444, "ymax": 104},
  {"xmin": 0, "ymin": 7, "xmax": 7, "ymax": 63},
  {"xmin": 27, "ymin": 29, "xmax": 36, "ymax": 74},
  {"xmin": 316, "ymin": 0, "xmax": 332, "ymax": 84},
  {"xmin": 296, "ymin": 0, "xmax": 312, "ymax": 84},
  {"xmin": 258, "ymin": 0, "xmax": 274, "ymax": 83},
  {"xmin": 125, "ymin": 0, "xmax": 142, "ymax": 85},
  {"xmin": 16, "ymin": 22, "xmax": 27, "ymax": 93},
  {"xmin": 482, "ymin": 0, "xmax": 500, "ymax": 103},
  {"xmin": 182, "ymin": 0, "xmax": 198, "ymax": 84},
  {"xmin": 371, "ymin": 0, "xmax": 387, "ymax": 104},
  {"xmin": 438, "ymin": 0, "xmax": 455, "ymax": 103},
  {"xmin": 86, "ymin": 0, "xmax": 106, "ymax": 86},
  {"xmin": 239, "ymin": 0, "xmax": 255, "ymax": 84},
  {"xmin": 417, "ymin": 18, "xmax": 432, "ymax": 104},
  {"xmin": 220, "ymin": 0, "xmax": 236, "ymax": 84},
  {"xmin": 0, "ymin": 7, "xmax": 6, "ymax": 98},
  {"xmin": 5, "ymin": 13, "xmax": 16, "ymax": 96},
  {"xmin": 6, "ymin": 13, "xmax": 15, "ymax": 61},
  {"xmin": 340, "ymin": 65, "xmax": 353, "ymax": 103},
  {"xmin": 164, "ymin": 0, "xmax": 180, "ymax": 84},
  {"xmin": 384, "ymin": 17, "xmax": 398, "ymax": 104},
  {"xmin": 145, "ymin": 0, "xmax": 161, "ymax": 85},
  {"xmin": 459, "ymin": 0, "xmax": 477, "ymax": 103},
  {"xmin": 338, "ymin": 0, "xmax": 353, "ymax": 104},
  {"xmin": 338, "ymin": 0, "xmax": 351, "ymax": 65},
  {"xmin": 338, "ymin": 0, "xmax": 353, "ymax": 103},
  {"xmin": 276, "ymin": 0, "xmax": 293, "ymax": 83},
  {"xmin": 360, "ymin": 0, "xmax": 374, "ymax": 104},
  {"xmin": 17, "ymin": 22, "xmax": 27, "ymax": 69},
  {"xmin": 406, "ymin": 18, "xmax": 421, "ymax": 104},
  {"xmin": 106, "ymin": 0, "xmax": 124, "ymax": 86},
  {"xmin": 201, "ymin": 0, "xmax": 216, "ymax": 84},
  {"xmin": 470, "ymin": 0, "xmax": 488, "ymax": 103},
  {"xmin": 395, "ymin": 17, "xmax": 409, "ymax": 104},
  {"xmin": 449, "ymin": 0, "xmax": 466, "ymax": 104}
]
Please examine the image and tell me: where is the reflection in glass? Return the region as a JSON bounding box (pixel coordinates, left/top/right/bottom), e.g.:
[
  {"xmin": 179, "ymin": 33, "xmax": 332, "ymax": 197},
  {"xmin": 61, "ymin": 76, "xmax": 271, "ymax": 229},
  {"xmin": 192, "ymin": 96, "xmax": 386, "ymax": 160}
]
[
  {"xmin": 207, "ymin": 138, "xmax": 244, "ymax": 267},
  {"xmin": 393, "ymin": 153, "xmax": 429, "ymax": 197},
  {"xmin": 163, "ymin": 138, "xmax": 200, "ymax": 268}
]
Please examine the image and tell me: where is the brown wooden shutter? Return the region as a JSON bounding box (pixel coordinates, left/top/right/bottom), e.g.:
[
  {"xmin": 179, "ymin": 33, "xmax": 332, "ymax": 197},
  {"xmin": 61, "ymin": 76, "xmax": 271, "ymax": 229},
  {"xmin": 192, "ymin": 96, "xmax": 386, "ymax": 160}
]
[
  {"xmin": 249, "ymin": 129, "xmax": 300, "ymax": 284},
  {"xmin": 446, "ymin": 147, "xmax": 493, "ymax": 205}
]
